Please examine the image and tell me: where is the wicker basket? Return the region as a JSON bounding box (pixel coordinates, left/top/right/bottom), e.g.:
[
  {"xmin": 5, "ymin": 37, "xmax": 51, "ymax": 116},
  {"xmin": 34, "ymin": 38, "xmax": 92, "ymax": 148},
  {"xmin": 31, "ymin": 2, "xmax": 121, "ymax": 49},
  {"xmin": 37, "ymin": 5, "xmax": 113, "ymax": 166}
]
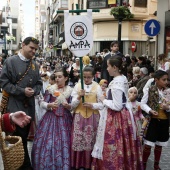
[{"xmin": 0, "ymin": 120, "xmax": 24, "ymax": 170}]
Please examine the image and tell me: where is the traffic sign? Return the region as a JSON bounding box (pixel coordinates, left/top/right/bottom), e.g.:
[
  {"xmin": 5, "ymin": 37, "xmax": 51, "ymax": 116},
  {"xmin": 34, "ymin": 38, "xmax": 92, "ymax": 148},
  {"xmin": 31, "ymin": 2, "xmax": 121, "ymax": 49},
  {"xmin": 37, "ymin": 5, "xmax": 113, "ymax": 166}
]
[
  {"xmin": 144, "ymin": 19, "xmax": 160, "ymax": 36},
  {"xmin": 131, "ymin": 42, "xmax": 137, "ymax": 52}
]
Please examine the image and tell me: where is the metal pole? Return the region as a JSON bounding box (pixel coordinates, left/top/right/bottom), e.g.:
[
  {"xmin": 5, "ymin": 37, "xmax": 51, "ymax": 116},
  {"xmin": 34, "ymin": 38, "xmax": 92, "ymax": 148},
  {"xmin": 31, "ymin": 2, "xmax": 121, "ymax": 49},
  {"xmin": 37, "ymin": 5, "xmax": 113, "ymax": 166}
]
[
  {"xmin": 117, "ymin": 0, "xmax": 123, "ymax": 52},
  {"xmin": 76, "ymin": 4, "xmax": 84, "ymax": 103},
  {"xmin": 118, "ymin": 19, "xmax": 122, "ymax": 46},
  {"xmin": 154, "ymin": 35, "xmax": 158, "ymax": 70}
]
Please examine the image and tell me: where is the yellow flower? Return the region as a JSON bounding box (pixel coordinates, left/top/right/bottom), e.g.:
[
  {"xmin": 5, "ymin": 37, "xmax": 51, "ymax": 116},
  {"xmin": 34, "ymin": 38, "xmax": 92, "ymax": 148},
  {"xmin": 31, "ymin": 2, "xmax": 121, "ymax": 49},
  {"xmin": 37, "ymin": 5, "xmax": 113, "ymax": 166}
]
[{"xmin": 32, "ymin": 64, "xmax": 35, "ymax": 70}]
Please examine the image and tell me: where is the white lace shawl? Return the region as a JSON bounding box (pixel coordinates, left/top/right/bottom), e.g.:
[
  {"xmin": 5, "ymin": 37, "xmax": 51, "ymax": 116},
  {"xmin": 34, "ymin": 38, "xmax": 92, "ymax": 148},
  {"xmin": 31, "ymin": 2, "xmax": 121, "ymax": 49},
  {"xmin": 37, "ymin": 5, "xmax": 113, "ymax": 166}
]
[
  {"xmin": 41, "ymin": 84, "xmax": 73, "ymax": 109},
  {"xmin": 108, "ymin": 75, "xmax": 129, "ymax": 99},
  {"xmin": 91, "ymin": 107, "xmax": 107, "ymax": 160}
]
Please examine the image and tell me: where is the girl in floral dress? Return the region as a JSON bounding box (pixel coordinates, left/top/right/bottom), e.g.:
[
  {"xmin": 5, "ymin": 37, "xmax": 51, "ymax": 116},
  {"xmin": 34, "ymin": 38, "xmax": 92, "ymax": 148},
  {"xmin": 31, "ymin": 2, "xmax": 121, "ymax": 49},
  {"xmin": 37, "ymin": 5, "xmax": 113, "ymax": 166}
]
[
  {"xmin": 71, "ymin": 66, "xmax": 103, "ymax": 169},
  {"xmin": 32, "ymin": 67, "xmax": 73, "ymax": 170},
  {"xmin": 98, "ymin": 56, "xmax": 143, "ymax": 170}
]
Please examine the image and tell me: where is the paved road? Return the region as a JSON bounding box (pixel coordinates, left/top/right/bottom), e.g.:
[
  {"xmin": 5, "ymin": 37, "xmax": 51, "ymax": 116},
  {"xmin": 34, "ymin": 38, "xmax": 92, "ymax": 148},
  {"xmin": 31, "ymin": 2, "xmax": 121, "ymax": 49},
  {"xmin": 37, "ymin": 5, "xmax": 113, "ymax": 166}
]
[
  {"xmin": 146, "ymin": 141, "xmax": 170, "ymax": 170},
  {"xmin": 28, "ymin": 140, "xmax": 170, "ymax": 169}
]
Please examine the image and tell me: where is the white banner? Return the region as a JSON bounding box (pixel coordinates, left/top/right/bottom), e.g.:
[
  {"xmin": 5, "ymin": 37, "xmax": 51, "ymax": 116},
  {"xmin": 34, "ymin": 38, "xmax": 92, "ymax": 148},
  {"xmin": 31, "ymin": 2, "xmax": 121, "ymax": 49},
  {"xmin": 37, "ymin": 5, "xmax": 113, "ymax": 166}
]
[{"xmin": 64, "ymin": 10, "xmax": 93, "ymax": 57}]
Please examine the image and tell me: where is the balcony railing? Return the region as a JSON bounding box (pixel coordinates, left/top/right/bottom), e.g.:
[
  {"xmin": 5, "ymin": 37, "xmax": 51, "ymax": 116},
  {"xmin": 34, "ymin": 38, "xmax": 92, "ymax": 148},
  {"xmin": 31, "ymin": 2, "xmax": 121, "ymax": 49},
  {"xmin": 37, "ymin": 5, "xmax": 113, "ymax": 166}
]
[{"xmin": 53, "ymin": 0, "xmax": 68, "ymax": 11}]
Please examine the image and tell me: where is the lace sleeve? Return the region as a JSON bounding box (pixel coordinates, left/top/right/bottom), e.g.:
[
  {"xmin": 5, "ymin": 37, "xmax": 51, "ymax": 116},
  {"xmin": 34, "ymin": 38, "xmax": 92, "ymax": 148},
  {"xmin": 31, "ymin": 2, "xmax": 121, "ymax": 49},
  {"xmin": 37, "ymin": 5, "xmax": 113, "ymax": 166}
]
[
  {"xmin": 70, "ymin": 84, "xmax": 80, "ymax": 110},
  {"xmin": 40, "ymin": 90, "xmax": 51, "ymax": 109}
]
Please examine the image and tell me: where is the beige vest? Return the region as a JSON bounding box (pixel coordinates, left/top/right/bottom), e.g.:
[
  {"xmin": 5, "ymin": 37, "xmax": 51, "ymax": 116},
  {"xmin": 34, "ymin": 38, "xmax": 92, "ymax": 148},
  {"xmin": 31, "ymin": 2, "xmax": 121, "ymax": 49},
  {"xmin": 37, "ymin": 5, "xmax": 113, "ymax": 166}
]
[{"xmin": 75, "ymin": 83, "xmax": 99, "ymax": 118}]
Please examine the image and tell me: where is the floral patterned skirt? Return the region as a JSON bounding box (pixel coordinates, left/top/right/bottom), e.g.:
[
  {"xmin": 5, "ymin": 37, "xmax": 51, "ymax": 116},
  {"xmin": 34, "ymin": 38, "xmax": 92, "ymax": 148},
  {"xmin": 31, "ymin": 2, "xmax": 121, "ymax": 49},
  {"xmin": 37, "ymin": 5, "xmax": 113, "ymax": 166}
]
[
  {"xmin": 100, "ymin": 108, "xmax": 143, "ymax": 170},
  {"xmin": 71, "ymin": 113, "xmax": 100, "ymax": 169},
  {"xmin": 31, "ymin": 109, "xmax": 72, "ymax": 170}
]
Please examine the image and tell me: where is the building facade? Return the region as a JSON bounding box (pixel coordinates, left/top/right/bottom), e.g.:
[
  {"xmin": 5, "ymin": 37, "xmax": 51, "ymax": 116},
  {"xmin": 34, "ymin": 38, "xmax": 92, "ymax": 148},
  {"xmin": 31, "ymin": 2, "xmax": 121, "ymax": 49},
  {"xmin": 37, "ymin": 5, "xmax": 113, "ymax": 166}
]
[
  {"xmin": 37, "ymin": 0, "xmax": 158, "ymax": 58},
  {"xmin": 0, "ymin": 0, "xmax": 24, "ymax": 55}
]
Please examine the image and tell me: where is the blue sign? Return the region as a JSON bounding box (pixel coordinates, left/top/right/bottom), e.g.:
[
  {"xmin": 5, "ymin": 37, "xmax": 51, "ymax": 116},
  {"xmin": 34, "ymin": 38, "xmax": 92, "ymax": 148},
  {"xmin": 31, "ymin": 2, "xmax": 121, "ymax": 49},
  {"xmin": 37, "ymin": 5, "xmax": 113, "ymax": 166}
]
[{"xmin": 144, "ymin": 19, "xmax": 160, "ymax": 36}]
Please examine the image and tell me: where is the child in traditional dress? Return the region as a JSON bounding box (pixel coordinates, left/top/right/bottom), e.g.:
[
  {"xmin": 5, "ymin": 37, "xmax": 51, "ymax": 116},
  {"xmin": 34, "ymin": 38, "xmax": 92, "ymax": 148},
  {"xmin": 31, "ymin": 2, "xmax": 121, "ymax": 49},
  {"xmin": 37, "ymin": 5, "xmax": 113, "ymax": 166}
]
[
  {"xmin": 141, "ymin": 70, "xmax": 170, "ymax": 170},
  {"xmin": 32, "ymin": 67, "xmax": 73, "ymax": 170},
  {"xmin": 35, "ymin": 74, "xmax": 56, "ymax": 125},
  {"xmin": 99, "ymin": 79, "xmax": 108, "ymax": 96},
  {"xmin": 127, "ymin": 87, "xmax": 144, "ymax": 138},
  {"xmin": 70, "ymin": 66, "xmax": 103, "ymax": 169},
  {"xmin": 98, "ymin": 56, "xmax": 143, "ymax": 170}
]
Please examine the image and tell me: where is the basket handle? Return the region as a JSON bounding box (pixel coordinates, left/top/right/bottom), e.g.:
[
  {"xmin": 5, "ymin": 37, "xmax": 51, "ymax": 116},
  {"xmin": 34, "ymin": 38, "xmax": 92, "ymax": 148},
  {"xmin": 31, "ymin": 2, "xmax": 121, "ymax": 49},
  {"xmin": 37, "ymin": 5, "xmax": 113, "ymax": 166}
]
[{"xmin": 0, "ymin": 113, "xmax": 7, "ymax": 150}]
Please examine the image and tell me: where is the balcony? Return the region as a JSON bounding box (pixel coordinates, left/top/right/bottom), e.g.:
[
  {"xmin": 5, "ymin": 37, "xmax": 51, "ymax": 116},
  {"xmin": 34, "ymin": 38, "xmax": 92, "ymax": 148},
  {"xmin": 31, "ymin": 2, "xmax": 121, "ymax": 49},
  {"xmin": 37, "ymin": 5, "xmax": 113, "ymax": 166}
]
[
  {"xmin": 40, "ymin": 6, "xmax": 46, "ymax": 15},
  {"xmin": 54, "ymin": 0, "xmax": 68, "ymax": 10},
  {"xmin": 92, "ymin": 8, "xmax": 113, "ymax": 22},
  {"xmin": 52, "ymin": 0, "xmax": 68, "ymax": 20}
]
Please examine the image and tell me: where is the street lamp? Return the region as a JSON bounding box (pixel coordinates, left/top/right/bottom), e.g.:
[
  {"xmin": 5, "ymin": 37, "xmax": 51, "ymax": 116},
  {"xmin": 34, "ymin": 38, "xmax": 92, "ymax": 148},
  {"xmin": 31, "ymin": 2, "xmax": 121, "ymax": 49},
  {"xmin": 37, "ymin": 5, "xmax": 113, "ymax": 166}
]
[
  {"xmin": 110, "ymin": 0, "xmax": 133, "ymax": 52},
  {"xmin": 118, "ymin": 0, "xmax": 123, "ymax": 49}
]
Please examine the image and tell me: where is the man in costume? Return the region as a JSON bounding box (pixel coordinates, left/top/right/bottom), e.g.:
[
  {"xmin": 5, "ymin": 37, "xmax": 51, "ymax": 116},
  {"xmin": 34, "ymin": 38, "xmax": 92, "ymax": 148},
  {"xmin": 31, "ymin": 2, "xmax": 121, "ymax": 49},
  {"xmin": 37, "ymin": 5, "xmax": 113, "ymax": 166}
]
[{"xmin": 0, "ymin": 37, "xmax": 42, "ymax": 170}]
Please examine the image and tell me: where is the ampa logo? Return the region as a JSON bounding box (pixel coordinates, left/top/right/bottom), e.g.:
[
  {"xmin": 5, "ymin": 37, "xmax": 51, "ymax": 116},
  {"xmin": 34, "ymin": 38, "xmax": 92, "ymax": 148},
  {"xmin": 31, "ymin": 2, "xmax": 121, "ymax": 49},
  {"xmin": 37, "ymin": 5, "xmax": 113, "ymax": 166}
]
[{"xmin": 70, "ymin": 22, "xmax": 88, "ymax": 40}]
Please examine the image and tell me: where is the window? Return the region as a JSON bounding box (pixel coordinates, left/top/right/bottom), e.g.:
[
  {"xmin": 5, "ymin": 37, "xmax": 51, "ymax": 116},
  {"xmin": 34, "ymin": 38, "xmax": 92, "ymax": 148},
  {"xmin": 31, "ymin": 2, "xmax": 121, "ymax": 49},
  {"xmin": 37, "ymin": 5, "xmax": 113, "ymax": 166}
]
[
  {"xmin": 36, "ymin": 0, "xmax": 38, "ymax": 6},
  {"xmin": 2, "ymin": 17, "xmax": 5, "ymax": 23},
  {"xmin": 12, "ymin": 29, "xmax": 17, "ymax": 44},
  {"xmin": 117, "ymin": 0, "xmax": 129, "ymax": 5},
  {"xmin": 78, "ymin": 0, "xmax": 81, "ymax": 8},
  {"xmin": 87, "ymin": 0, "xmax": 107, "ymax": 9},
  {"xmin": 12, "ymin": 18, "xmax": 18, "ymax": 23},
  {"xmin": 134, "ymin": 0, "xmax": 147, "ymax": 7},
  {"xmin": 2, "ymin": 7, "xmax": 5, "ymax": 12},
  {"xmin": 78, "ymin": 0, "xmax": 83, "ymax": 9}
]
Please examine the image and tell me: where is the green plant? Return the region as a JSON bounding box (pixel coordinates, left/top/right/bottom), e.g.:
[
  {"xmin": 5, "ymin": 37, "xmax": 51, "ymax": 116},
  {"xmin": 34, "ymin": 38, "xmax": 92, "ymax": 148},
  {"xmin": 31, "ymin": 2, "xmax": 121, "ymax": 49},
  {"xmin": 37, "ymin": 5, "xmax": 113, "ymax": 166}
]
[
  {"xmin": 110, "ymin": 4, "xmax": 134, "ymax": 20},
  {"xmin": 6, "ymin": 35, "xmax": 15, "ymax": 41}
]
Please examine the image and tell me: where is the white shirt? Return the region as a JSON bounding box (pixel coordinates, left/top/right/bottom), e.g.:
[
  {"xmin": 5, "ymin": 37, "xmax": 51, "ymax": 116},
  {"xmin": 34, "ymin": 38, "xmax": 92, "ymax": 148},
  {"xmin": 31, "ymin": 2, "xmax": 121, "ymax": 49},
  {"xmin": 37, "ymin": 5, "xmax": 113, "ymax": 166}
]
[
  {"xmin": 18, "ymin": 51, "xmax": 30, "ymax": 62},
  {"xmin": 71, "ymin": 81, "xmax": 103, "ymax": 110},
  {"xmin": 143, "ymin": 78, "xmax": 154, "ymax": 93},
  {"xmin": 103, "ymin": 75, "xmax": 129, "ymax": 111},
  {"xmin": 141, "ymin": 87, "xmax": 170, "ymax": 113},
  {"xmin": 158, "ymin": 62, "xmax": 170, "ymax": 71}
]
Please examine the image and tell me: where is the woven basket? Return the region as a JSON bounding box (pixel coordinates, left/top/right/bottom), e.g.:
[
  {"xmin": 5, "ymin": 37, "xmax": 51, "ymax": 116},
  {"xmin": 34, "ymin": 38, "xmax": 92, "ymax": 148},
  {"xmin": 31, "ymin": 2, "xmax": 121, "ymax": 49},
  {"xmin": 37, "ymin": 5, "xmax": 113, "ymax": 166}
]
[{"xmin": 0, "ymin": 119, "xmax": 24, "ymax": 170}]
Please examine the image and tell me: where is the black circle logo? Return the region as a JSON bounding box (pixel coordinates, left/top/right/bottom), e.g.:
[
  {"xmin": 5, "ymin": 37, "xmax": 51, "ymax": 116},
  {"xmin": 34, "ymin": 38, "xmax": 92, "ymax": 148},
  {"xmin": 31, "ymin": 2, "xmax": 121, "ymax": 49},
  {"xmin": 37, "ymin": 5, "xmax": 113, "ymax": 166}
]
[{"xmin": 70, "ymin": 22, "xmax": 88, "ymax": 40}]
